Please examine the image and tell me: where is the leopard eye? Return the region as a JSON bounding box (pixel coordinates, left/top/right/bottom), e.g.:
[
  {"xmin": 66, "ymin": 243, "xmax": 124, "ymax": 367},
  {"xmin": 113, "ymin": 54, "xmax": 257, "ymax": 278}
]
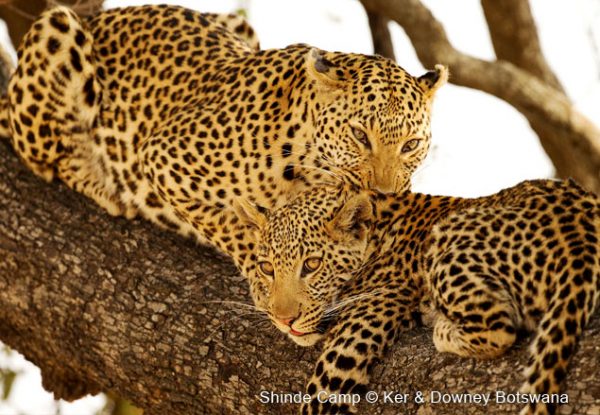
[
  {"xmin": 351, "ymin": 126, "xmax": 371, "ymax": 149},
  {"xmin": 401, "ymin": 138, "xmax": 421, "ymax": 153},
  {"xmin": 302, "ymin": 257, "xmax": 322, "ymax": 275},
  {"xmin": 258, "ymin": 261, "xmax": 274, "ymax": 277}
]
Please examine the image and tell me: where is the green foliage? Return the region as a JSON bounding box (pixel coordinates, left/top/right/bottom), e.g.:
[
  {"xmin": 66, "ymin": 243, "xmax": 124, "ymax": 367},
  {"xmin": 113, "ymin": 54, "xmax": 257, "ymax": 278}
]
[
  {"xmin": 1, "ymin": 368, "xmax": 17, "ymax": 401},
  {"xmin": 97, "ymin": 394, "xmax": 143, "ymax": 415},
  {"xmin": 0, "ymin": 345, "xmax": 19, "ymax": 402}
]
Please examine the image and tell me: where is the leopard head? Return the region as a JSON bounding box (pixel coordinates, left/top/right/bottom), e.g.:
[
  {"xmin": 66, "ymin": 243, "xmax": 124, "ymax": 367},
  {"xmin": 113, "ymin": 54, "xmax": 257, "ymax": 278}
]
[
  {"xmin": 305, "ymin": 48, "xmax": 447, "ymax": 193},
  {"xmin": 235, "ymin": 185, "xmax": 373, "ymax": 346}
]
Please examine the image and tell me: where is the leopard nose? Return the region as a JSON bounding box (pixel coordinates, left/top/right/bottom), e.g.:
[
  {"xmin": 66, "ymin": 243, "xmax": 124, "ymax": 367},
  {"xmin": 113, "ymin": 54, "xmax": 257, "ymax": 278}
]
[
  {"xmin": 373, "ymin": 174, "xmax": 396, "ymax": 193},
  {"xmin": 277, "ymin": 317, "xmax": 296, "ymax": 326},
  {"xmin": 374, "ymin": 183, "xmax": 394, "ymax": 193}
]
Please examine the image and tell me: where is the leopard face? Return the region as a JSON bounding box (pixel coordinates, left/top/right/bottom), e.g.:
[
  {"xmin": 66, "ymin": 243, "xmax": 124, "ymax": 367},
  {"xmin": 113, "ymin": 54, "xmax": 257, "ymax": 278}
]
[
  {"xmin": 235, "ymin": 186, "xmax": 373, "ymax": 346},
  {"xmin": 306, "ymin": 50, "xmax": 447, "ymax": 193}
]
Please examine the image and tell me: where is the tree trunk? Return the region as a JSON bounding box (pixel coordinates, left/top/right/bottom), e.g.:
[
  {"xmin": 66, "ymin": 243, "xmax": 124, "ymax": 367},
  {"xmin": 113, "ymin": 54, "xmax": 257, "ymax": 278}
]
[{"xmin": 1, "ymin": 141, "xmax": 600, "ymax": 415}]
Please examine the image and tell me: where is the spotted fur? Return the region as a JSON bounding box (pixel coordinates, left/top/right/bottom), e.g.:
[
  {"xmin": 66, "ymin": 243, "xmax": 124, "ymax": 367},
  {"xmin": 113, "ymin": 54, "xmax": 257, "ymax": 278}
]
[
  {"xmin": 1, "ymin": 5, "xmax": 447, "ymax": 274},
  {"xmin": 239, "ymin": 179, "xmax": 600, "ymax": 414}
]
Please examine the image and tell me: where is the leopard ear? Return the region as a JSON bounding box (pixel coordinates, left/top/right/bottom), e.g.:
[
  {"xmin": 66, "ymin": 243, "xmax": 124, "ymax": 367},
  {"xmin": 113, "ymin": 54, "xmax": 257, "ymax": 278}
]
[
  {"xmin": 305, "ymin": 48, "xmax": 345, "ymax": 90},
  {"xmin": 327, "ymin": 193, "xmax": 373, "ymax": 242},
  {"xmin": 418, "ymin": 64, "xmax": 448, "ymax": 97},
  {"xmin": 233, "ymin": 199, "xmax": 270, "ymax": 231}
]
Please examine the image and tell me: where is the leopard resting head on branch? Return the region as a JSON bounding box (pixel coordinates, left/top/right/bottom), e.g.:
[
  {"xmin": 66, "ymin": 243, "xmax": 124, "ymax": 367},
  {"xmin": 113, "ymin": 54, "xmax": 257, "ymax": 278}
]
[{"xmin": 236, "ymin": 179, "xmax": 600, "ymax": 415}]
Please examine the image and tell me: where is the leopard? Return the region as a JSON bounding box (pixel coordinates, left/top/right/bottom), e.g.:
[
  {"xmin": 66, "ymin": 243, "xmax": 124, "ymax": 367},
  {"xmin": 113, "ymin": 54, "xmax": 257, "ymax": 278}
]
[
  {"xmin": 235, "ymin": 179, "xmax": 600, "ymax": 415},
  {"xmin": 0, "ymin": 4, "xmax": 447, "ymax": 276}
]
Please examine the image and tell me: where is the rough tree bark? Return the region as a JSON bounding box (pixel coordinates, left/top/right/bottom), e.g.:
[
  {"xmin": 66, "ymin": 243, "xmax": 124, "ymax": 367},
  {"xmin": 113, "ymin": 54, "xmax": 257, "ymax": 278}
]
[{"xmin": 360, "ymin": 0, "xmax": 600, "ymax": 195}]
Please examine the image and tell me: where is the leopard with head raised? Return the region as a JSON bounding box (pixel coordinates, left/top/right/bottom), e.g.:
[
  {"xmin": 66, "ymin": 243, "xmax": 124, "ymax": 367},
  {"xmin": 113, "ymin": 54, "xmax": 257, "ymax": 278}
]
[
  {"xmin": 236, "ymin": 179, "xmax": 600, "ymax": 415},
  {"xmin": 1, "ymin": 5, "xmax": 447, "ymax": 274}
]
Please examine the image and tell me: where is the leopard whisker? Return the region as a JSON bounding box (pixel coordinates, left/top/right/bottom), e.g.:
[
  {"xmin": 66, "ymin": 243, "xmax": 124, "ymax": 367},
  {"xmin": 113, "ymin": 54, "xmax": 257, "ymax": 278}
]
[
  {"xmin": 265, "ymin": 148, "xmax": 348, "ymax": 182},
  {"xmin": 200, "ymin": 300, "xmax": 266, "ymax": 313},
  {"xmin": 202, "ymin": 309, "xmax": 271, "ymax": 342},
  {"xmin": 292, "ymin": 163, "xmax": 345, "ymax": 183},
  {"xmin": 322, "ymin": 290, "xmax": 383, "ymax": 316},
  {"xmin": 411, "ymin": 155, "xmax": 435, "ymax": 183},
  {"xmin": 323, "ymin": 284, "xmax": 398, "ymax": 317}
]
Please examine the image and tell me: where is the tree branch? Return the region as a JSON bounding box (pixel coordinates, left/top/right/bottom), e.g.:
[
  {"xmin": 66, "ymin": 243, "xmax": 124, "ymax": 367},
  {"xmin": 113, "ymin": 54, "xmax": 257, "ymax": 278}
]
[
  {"xmin": 365, "ymin": 11, "xmax": 396, "ymax": 61},
  {"xmin": 359, "ymin": 0, "xmax": 600, "ymax": 195},
  {"xmin": 479, "ymin": 0, "xmax": 585, "ymax": 187},
  {"xmin": 1, "ymin": 140, "xmax": 600, "ymax": 414},
  {"xmin": 481, "ymin": 0, "xmax": 564, "ymax": 91}
]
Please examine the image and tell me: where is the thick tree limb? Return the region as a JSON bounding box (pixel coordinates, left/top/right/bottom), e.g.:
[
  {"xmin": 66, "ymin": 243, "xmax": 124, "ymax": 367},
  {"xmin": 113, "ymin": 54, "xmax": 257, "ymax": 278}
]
[
  {"xmin": 360, "ymin": 0, "xmax": 600, "ymax": 195},
  {"xmin": 1, "ymin": 142, "xmax": 600, "ymax": 414},
  {"xmin": 481, "ymin": 0, "xmax": 564, "ymax": 91},
  {"xmin": 366, "ymin": 11, "xmax": 396, "ymax": 61},
  {"xmin": 480, "ymin": 0, "xmax": 582, "ymax": 192}
]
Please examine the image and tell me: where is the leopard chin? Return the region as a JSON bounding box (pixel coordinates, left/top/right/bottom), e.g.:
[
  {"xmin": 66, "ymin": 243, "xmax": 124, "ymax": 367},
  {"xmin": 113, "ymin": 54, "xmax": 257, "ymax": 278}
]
[
  {"xmin": 288, "ymin": 332, "xmax": 324, "ymax": 347},
  {"xmin": 286, "ymin": 314, "xmax": 335, "ymax": 346}
]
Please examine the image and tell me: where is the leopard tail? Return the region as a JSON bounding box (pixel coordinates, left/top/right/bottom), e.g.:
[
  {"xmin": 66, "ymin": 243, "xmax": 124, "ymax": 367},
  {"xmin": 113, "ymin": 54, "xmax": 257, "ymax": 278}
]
[{"xmin": 519, "ymin": 207, "xmax": 600, "ymax": 415}]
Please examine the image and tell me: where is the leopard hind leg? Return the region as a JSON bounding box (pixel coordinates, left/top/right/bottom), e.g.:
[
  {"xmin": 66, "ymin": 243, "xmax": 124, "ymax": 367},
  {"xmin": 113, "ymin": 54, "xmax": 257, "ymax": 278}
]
[
  {"xmin": 8, "ymin": 6, "xmax": 124, "ymax": 216},
  {"xmin": 426, "ymin": 227, "xmax": 519, "ymax": 358}
]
